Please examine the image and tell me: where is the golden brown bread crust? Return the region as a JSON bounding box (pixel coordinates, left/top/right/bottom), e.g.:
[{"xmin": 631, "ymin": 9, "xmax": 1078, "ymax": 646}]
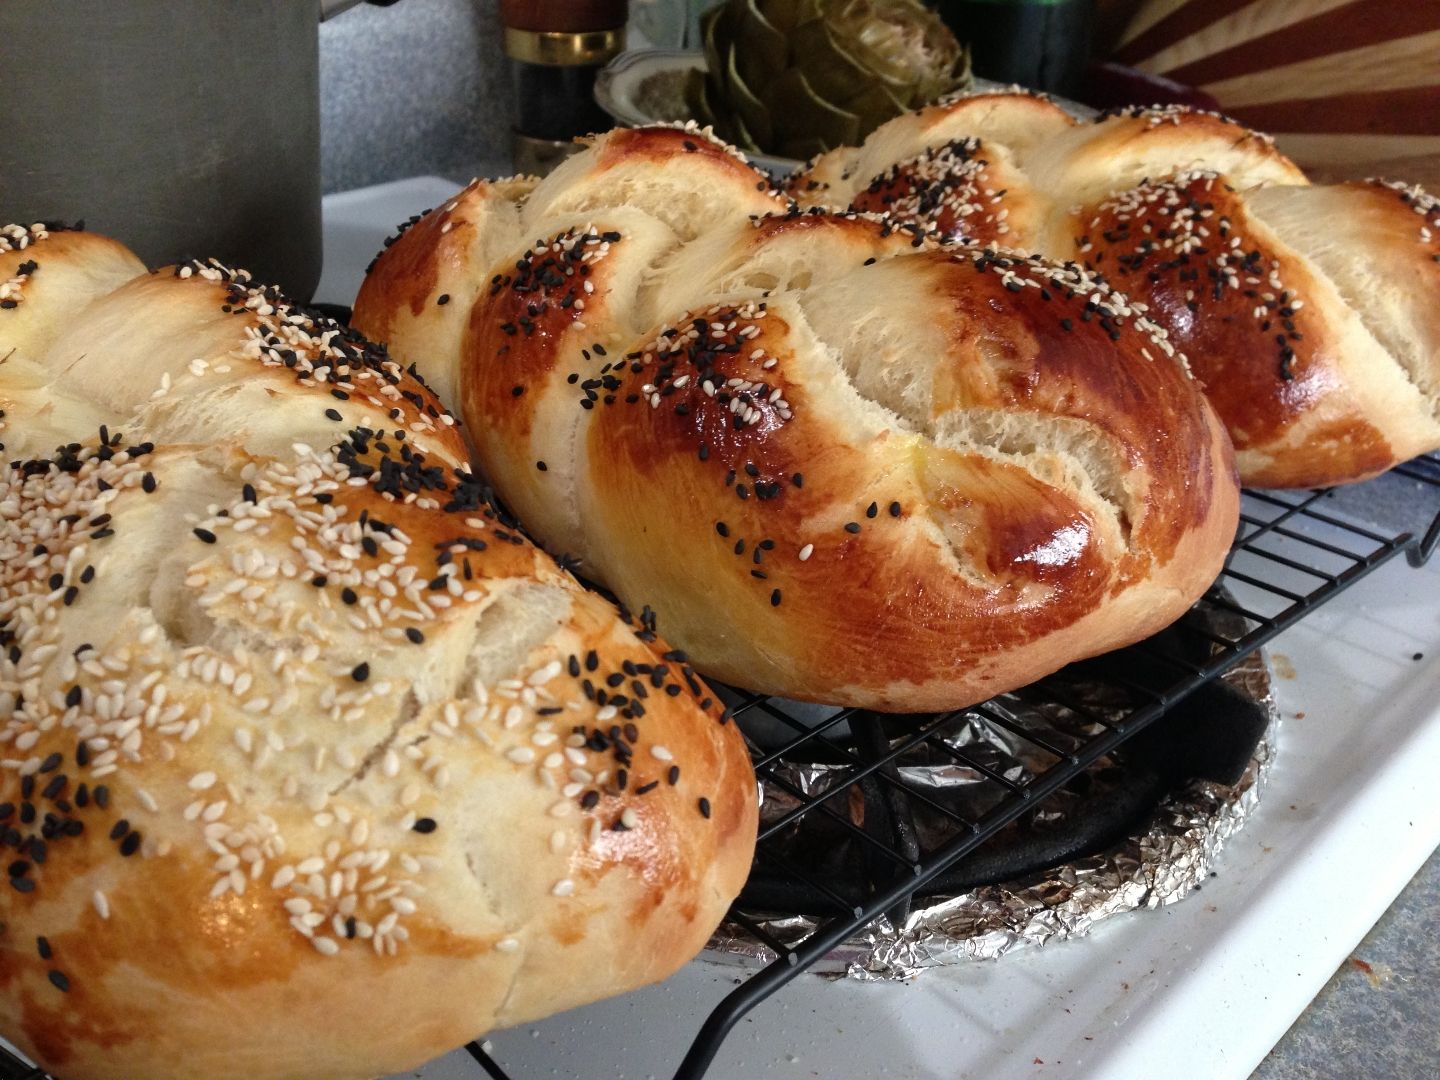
[
  {"xmin": 789, "ymin": 100, "xmax": 1440, "ymax": 487},
  {"xmin": 352, "ymin": 177, "xmax": 536, "ymax": 411},
  {"xmin": 0, "ymin": 228, "xmax": 757, "ymax": 1078},
  {"xmin": 843, "ymin": 137, "xmax": 1050, "ymax": 248},
  {"xmin": 520, "ymin": 125, "xmax": 789, "ymax": 241},
  {"xmin": 0, "ymin": 224, "xmax": 146, "ymax": 362},
  {"xmin": 353, "ymin": 128, "xmax": 1238, "ymax": 710},
  {"xmin": 786, "ymin": 90, "xmax": 1078, "ymax": 205},
  {"xmin": 1020, "ymin": 105, "xmax": 1308, "ymax": 206},
  {"xmin": 580, "ymin": 250, "xmax": 1235, "ymax": 708},
  {"xmin": 448, "ymin": 198, "xmax": 1237, "ymax": 709},
  {"xmin": 1063, "ymin": 172, "xmax": 1440, "ymax": 487},
  {"xmin": 786, "ymin": 91, "xmax": 1075, "ymax": 250},
  {"xmin": 0, "ymin": 224, "xmax": 148, "ymax": 459}
]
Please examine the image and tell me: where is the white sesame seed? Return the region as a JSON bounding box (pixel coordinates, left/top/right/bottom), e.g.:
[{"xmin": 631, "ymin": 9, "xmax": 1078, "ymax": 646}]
[{"xmin": 551, "ymin": 879, "xmax": 575, "ymax": 897}]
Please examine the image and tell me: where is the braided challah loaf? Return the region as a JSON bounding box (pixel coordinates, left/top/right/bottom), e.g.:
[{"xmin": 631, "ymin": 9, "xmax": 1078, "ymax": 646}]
[
  {"xmin": 0, "ymin": 224, "xmax": 756, "ymax": 1080},
  {"xmin": 790, "ymin": 94, "xmax": 1440, "ymax": 488},
  {"xmin": 354, "ymin": 126, "xmax": 1240, "ymax": 713}
]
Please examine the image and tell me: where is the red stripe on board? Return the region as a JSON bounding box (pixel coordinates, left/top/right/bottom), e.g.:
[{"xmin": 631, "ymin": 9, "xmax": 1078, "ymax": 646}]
[
  {"xmin": 1163, "ymin": 1, "xmax": 1440, "ymax": 86},
  {"xmin": 1227, "ymin": 85, "xmax": 1440, "ymax": 136},
  {"xmin": 1112, "ymin": 0, "xmax": 1257, "ymax": 66}
]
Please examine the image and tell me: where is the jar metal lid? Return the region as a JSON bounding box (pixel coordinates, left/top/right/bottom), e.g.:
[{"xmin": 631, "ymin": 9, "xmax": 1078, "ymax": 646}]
[{"xmin": 503, "ymin": 26, "xmax": 624, "ymax": 67}]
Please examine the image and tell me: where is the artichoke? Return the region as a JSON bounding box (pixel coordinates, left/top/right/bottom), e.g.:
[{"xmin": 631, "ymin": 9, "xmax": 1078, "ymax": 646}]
[{"xmin": 686, "ymin": 0, "xmax": 971, "ymax": 161}]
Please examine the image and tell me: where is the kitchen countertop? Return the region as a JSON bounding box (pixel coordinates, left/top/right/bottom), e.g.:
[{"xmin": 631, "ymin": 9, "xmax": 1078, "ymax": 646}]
[{"xmin": 1257, "ymin": 848, "xmax": 1440, "ymax": 1078}]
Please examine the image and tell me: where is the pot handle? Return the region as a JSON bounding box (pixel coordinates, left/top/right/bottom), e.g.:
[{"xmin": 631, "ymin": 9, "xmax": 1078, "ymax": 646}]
[{"xmin": 320, "ymin": 0, "xmax": 402, "ymax": 22}]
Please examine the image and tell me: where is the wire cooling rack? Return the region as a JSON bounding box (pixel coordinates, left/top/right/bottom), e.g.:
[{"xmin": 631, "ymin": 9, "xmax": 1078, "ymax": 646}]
[{"xmin": 3, "ymin": 456, "xmax": 1439, "ymax": 1080}]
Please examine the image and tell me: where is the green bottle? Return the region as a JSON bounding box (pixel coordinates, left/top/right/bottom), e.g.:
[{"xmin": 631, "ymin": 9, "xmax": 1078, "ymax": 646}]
[{"xmin": 935, "ymin": 0, "xmax": 1093, "ymax": 99}]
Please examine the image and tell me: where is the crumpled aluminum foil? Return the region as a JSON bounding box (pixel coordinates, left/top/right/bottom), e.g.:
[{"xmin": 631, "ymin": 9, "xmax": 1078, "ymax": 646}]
[{"xmin": 705, "ymin": 648, "xmax": 1277, "ymax": 981}]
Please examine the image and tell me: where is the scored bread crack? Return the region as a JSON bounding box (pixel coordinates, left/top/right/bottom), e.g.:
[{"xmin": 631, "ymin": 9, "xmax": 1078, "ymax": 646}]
[{"xmin": 783, "ymin": 263, "xmax": 1134, "ymax": 576}]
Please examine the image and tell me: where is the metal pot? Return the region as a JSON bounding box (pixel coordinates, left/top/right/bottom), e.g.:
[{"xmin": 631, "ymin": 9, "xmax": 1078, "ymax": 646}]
[{"xmin": 0, "ymin": 0, "xmax": 396, "ymax": 302}]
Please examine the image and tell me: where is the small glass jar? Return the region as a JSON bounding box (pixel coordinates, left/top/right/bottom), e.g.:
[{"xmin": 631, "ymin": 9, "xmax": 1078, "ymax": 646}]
[{"xmin": 500, "ymin": 0, "xmax": 628, "ymax": 175}]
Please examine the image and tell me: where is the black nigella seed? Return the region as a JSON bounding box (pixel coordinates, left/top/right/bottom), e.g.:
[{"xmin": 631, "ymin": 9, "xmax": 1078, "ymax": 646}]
[
  {"xmin": 698, "ymin": 797, "xmax": 712, "ymax": 819},
  {"xmin": 844, "ymin": 522, "xmax": 861, "ymax": 534},
  {"xmin": 436, "ymin": 293, "xmax": 451, "ymax": 306},
  {"xmin": 412, "ymin": 817, "xmax": 437, "ymax": 834},
  {"xmin": 715, "ymin": 522, "xmax": 729, "ymax": 538},
  {"xmin": 580, "ymin": 790, "xmax": 600, "ymax": 810},
  {"xmin": 536, "ymin": 461, "xmax": 547, "ymax": 471},
  {"xmin": 325, "ymin": 408, "xmax": 343, "ymax": 421},
  {"xmin": 351, "ymin": 662, "xmax": 370, "ymax": 682},
  {"xmin": 340, "ymin": 587, "xmax": 358, "ymax": 605},
  {"xmin": 37, "ymin": 936, "xmax": 51, "ymax": 960},
  {"xmin": 119, "ymin": 831, "xmax": 141, "ymax": 857},
  {"xmin": 39, "ymin": 753, "xmax": 61, "ymax": 773},
  {"xmin": 668, "ymin": 765, "xmax": 680, "ymax": 785},
  {"xmin": 406, "ymin": 627, "xmax": 425, "ymax": 645},
  {"xmin": 866, "ymin": 502, "xmax": 878, "ymax": 518},
  {"xmin": 771, "ymin": 589, "xmax": 782, "ymax": 607},
  {"xmin": 791, "ymin": 473, "xmax": 804, "ymax": 488},
  {"xmin": 48, "ymin": 970, "xmax": 69, "ymax": 993},
  {"xmin": 65, "ymin": 685, "xmax": 82, "ymax": 709},
  {"xmin": 110, "ymin": 819, "xmax": 129, "ymax": 841},
  {"xmin": 192, "ymin": 528, "xmax": 217, "ymax": 544},
  {"xmin": 889, "ymin": 501, "xmax": 902, "ymax": 517},
  {"xmin": 511, "ymin": 385, "xmax": 525, "ymax": 397}
]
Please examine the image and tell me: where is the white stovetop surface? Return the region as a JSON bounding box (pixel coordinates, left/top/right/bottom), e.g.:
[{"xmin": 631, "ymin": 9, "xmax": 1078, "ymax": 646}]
[{"xmin": 325, "ymin": 178, "xmax": 1440, "ymax": 1080}]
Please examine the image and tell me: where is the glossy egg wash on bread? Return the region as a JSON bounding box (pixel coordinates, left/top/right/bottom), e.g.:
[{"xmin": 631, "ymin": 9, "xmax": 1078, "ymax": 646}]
[
  {"xmin": 355, "ymin": 123, "xmax": 1241, "ymax": 712},
  {"xmin": 790, "ymin": 94, "xmax": 1440, "ymax": 488},
  {"xmin": 0, "ymin": 223, "xmax": 756, "ymax": 1080}
]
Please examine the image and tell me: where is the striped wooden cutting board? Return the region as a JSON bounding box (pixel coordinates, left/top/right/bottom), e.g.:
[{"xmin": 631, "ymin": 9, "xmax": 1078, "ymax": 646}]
[{"xmin": 1109, "ymin": 0, "xmax": 1440, "ymax": 184}]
